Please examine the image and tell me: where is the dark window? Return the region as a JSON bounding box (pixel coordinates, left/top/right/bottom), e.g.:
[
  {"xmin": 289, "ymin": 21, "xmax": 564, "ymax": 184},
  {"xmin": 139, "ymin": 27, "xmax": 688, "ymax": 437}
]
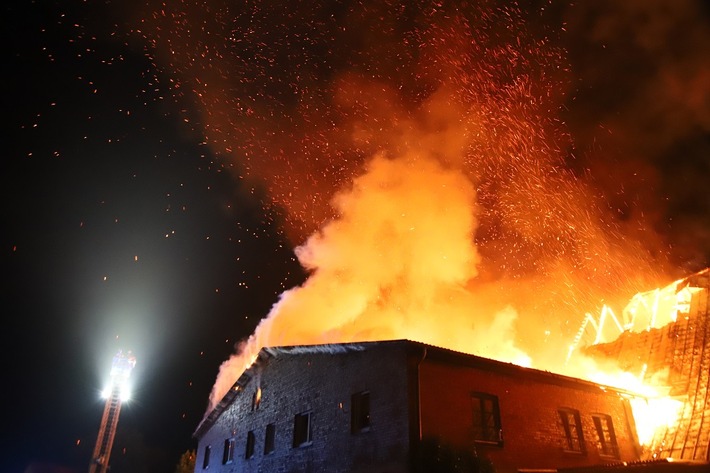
[
  {"xmin": 202, "ymin": 445, "xmax": 211, "ymax": 469},
  {"xmin": 252, "ymin": 388, "xmax": 261, "ymax": 411},
  {"xmin": 222, "ymin": 438, "xmax": 235, "ymax": 464},
  {"xmin": 558, "ymin": 409, "xmax": 585, "ymax": 453},
  {"xmin": 245, "ymin": 431, "xmax": 255, "ymax": 459},
  {"xmin": 593, "ymin": 414, "xmax": 619, "ymax": 458},
  {"xmin": 264, "ymin": 423, "xmax": 276, "ymax": 454},
  {"xmin": 293, "ymin": 411, "xmax": 312, "ymax": 447},
  {"xmin": 351, "ymin": 391, "xmax": 371, "ymax": 433},
  {"xmin": 471, "ymin": 392, "xmax": 502, "ymax": 445}
]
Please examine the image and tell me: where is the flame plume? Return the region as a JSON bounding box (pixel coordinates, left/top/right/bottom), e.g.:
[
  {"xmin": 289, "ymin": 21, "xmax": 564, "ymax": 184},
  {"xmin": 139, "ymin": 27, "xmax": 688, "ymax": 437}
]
[{"xmin": 124, "ymin": 1, "xmax": 693, "ymax": 425}]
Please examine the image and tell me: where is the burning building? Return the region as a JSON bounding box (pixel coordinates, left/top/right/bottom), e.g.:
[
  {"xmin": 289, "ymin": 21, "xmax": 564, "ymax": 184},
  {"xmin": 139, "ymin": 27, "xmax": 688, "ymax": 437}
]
[
  {"xmin": 193, "ymin": 339, "xmax": 644, "ymax": 473},
  {"xmin": 583, "ymin": 268, "xmax": 710, "ymax": 462}
]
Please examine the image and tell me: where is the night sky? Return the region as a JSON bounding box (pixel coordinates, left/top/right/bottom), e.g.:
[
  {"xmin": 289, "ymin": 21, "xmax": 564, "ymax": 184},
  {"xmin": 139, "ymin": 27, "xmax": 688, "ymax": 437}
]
[{"xmin": 3, "ymin": 1, "xmax": 709, "ymax": 473}]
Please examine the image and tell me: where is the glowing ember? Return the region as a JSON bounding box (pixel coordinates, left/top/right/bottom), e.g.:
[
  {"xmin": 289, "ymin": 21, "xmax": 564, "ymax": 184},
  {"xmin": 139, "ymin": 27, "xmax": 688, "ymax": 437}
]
[{"xmin": 135, "ymin": 1, "xmax": 690, "ymax": 449}]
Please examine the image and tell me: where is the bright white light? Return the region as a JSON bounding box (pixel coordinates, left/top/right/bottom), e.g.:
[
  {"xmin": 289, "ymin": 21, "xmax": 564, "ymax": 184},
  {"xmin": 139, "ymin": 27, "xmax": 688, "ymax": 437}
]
[
  {"xmin": 99, "ymin": 350, "xmax": 137, "ymax": 401},
  {"xmin": 120, "ymin": 385, "xmax": 132, "ymax": 402},
  {"xmin": 100, "ymin": 382, "xmax": 114, "ymax": 399}
]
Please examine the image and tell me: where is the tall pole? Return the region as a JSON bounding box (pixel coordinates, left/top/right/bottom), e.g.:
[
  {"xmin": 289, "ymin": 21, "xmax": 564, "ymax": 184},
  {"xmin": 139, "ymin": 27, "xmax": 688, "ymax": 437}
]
[{"xmin": 89, "ymin": 350, "xmax": 136, "ymax": 473}]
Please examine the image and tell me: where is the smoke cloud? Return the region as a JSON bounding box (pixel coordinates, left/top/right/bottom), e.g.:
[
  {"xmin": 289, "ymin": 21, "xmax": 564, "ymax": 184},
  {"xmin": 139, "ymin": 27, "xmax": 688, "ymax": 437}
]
[
  {"xmin": 118, "ymin": 1, "xmax": 709, "ymax": 413},
  {"xmin": 210, "ymin": 142, "xmax": 536, "ymax": 411}
]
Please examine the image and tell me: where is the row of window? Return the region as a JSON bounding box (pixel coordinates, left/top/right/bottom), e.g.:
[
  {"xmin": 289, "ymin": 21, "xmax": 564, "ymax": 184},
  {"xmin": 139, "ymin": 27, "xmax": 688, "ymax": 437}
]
[
  {"xmin": 202, "ymin": 390, "xmax": 619, "ymax": 468},
  {"xmin": 469, "ymin": 393, "xmax": 620, "ymax": 459},
  {"xmin": 202, "ymin": 391, "xmax": 371, "ymax": 469},
  {"xmin": 558, "ymin": 408, "xmax": 620, "ymax": 458}
]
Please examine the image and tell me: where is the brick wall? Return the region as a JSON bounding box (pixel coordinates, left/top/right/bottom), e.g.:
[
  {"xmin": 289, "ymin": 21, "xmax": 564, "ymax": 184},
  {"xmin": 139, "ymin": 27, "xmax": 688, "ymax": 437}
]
[
  {"xmin": 418, "ymin": 353, "xmax": 641, "ymax": 473},
  {"xmin": 195, "ymin": 339, "xmax": 645, "ymax": 473},
  {"xmin": 195, "ymin": 341, "xmax": 412, "ymax": 473}
]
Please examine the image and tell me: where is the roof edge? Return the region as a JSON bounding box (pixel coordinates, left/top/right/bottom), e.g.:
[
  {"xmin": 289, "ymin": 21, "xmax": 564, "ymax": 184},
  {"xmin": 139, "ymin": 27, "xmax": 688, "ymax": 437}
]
[{"xmin": 193, "ymin": 338, "xmax": 646, "ymax": 439}]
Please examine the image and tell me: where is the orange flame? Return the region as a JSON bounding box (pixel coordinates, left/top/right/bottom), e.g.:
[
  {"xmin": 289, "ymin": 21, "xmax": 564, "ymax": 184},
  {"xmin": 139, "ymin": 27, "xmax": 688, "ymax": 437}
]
[
  {"xmin": 579, "ymin": 362, "xmax": 682, "ymax": 446},
  {"xmin": 183, "ymin": 5, "xmax": 677, "ymax": 443}
]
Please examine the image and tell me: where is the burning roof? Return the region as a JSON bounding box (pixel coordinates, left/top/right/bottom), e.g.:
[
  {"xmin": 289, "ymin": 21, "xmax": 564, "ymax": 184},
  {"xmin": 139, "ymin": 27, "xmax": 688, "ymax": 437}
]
[
  {"xmin": 193, "ymin": 338, "xmax": 650, "ymax": 439},
  {"xmin": 583, "ymin": 267, "xmax": 710, "ymax": 461}
]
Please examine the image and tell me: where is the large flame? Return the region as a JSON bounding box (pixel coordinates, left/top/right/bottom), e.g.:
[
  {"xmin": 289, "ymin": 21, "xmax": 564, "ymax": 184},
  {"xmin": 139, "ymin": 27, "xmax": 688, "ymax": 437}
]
[
  {"xmin": 122, "ymin": 0, "xmax": 704, "ymax": 448},
  {"xmin": 210, "ymin": 149, "xmax": 534, "ymax": 409},
  {"xmin": 566, "ymin": 355, "xmax": 683, "ymax": 447}
]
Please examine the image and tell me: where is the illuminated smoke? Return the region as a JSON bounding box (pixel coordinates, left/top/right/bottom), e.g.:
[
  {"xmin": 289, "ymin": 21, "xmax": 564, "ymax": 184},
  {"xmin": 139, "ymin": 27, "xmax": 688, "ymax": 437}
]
[
  {"xmin": 210, "ymin": 143, "xmax": 535, "ymax": 411},
  {"xmin": 121, "ymin": 1, "xmax": 699, "ymax": 415}
]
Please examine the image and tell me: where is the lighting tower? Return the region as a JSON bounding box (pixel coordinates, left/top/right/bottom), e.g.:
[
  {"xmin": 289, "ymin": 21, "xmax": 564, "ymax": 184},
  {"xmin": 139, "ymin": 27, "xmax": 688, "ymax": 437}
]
[{"xmin": 89, "ymin": 350, "xmax": 136, "ymax": 473}]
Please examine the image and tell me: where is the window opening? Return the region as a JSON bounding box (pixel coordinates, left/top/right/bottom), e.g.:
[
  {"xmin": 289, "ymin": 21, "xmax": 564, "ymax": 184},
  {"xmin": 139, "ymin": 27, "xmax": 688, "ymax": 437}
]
[
  {"xmin": 245, "ymin": 431, "xmax": 255, "ymax": 459},
  {"xmin": 593, "ymin": 414, "xmax": 619, "ymax": 458},
  {"xmin": 351, "ymin": 391, "xmax": 371, "ymax": 433},
  {"xmin": 293, "ymin": 411, "xmax": 313, "ymax": 447},
  {"xmin": 264, "ymin": 423, "xmax": 276, "ymax": 454},
  {"xmin": 252, "ymin": 387, "xmax": 262, "ymax": 411},
  {"xmin": 471, "ymin": 392, "xmax": 502, "ymax": 445},
  {"xmin": 202, "ymin": 445, "xmax": 211, "ymax": 469},
  {"xmin": 222, "ymin": 438, "xmax": 235, "ymax": 464},
  {"xmin": 558, "ymin": 408, "xmax": 585, "ymax": 453}
]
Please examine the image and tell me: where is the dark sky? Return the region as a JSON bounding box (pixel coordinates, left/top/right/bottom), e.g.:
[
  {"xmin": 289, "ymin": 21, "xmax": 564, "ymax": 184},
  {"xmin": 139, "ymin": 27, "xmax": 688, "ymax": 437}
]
[
  {"xmin": 3, "ymin": 2, "xmax": 305, "ymax": 472},
  {"xmin": 2, "ymin": 1, "xmax": 709, "ymax": 473}
]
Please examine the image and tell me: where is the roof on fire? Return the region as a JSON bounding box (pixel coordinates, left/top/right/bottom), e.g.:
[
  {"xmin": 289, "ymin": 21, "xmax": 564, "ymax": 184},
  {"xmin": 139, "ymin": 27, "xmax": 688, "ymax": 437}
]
[{"xmin": 193, "ymin": 338, "xmax": 643, "ymax": 439}]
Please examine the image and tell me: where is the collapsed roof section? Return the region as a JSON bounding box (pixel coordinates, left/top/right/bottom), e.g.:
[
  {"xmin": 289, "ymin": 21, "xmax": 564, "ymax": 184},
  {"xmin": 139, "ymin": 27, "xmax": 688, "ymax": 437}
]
[{"xmin": 585, "ymin": 268, "xmax": 710, "ymax": 461}]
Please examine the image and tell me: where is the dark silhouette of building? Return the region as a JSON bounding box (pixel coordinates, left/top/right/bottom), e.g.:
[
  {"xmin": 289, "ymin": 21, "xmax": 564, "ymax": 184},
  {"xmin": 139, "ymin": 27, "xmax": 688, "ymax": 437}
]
[{"xmin": 193, "ymin": 339, "xmax": 645, "ymax": 473}]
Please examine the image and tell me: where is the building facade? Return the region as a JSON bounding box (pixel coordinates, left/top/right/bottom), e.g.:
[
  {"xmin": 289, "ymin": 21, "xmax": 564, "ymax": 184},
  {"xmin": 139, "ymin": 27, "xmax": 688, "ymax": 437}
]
[{"xmin": 193, "ymin": 340, "xmax": 642, "ymax": 473}]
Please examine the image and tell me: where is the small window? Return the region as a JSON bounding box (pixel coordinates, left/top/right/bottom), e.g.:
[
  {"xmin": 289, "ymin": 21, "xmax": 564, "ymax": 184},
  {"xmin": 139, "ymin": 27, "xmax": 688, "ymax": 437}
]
[
  {"xmin": 245, "ymin": 431, "xmax": 255, "ymax": 459},
  {"xmin": 252, "ymin": 387, "xmax": 262, "ymax": 411},
  {"xmin": 264, "ymin": 423, "xmax": 276, "ymax": 454},
  {"xmin": 592, "ymin": 414, "xmax": 619, "ymax": 458},
  {"xmin": 558, "ymin": 409, "xmax": 585, "ymax": 453},
  {"xmin": 293, "ymin": 411, "xmax": 313, "ymax": 447},
  {"xmin": 471, "ymin": 392, "xmax": 502, "ymax": 445},
  {"xmin": 351, "ymin": 391, "xmax": 371, "ymax": 433},
  {"xmin": 202, "ymin": 445, "xmax": 211, "ymax": 469},
  {"xmin": 222, "ymin": 438, "xmax": 235, "ymax": 464}
]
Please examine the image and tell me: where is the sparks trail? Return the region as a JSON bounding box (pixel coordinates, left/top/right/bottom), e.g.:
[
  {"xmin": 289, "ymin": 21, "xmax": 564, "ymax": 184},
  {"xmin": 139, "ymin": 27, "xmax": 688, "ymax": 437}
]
[
  {"xmin": 130, "ymin": 0, "xmax": 666, "ymax": 275},
  {"xmin": 120, "ymin": 0, "xmax": 681, "ymax": 431}
]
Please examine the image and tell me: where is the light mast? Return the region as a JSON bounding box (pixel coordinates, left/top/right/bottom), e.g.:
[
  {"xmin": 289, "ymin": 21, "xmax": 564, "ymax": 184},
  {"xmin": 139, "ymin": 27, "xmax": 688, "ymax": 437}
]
[{"xmin": 89, "ymin": 350, "xmax": 136, "ymax": 473}]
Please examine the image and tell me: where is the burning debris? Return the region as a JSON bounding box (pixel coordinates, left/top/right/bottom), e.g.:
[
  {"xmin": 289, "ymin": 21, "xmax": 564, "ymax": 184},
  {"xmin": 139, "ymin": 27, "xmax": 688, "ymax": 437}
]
[{"xmin": 582, "ymin": 268, "xmax": 710, "ymax": 460}]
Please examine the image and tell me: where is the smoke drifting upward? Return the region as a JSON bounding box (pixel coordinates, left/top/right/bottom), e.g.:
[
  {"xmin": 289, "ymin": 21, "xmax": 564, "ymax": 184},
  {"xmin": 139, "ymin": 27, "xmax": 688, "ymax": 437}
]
[
  {"xmin": 209, "ymin": 146, "xmax": 535, "ymax": 411},
  {"xmin": 117, "ymin": 1, "xmax": 709, "ymax": 413}
]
